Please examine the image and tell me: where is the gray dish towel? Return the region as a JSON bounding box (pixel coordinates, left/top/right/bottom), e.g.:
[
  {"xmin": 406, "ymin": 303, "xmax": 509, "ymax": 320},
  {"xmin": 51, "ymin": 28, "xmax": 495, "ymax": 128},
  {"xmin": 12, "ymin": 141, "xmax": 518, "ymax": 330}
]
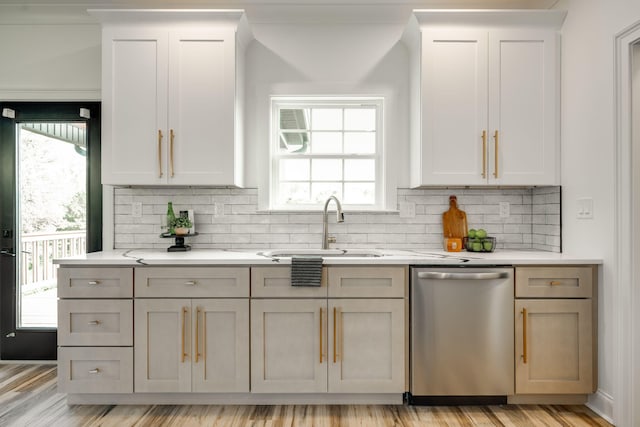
[{"xmin": 290, "ymin": 256, "xmax": 323, "ymax": 286}]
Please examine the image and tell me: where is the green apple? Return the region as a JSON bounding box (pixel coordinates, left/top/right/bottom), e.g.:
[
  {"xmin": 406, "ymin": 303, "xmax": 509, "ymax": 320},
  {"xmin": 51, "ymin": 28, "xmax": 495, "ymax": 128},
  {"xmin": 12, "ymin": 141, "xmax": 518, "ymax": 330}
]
[
  {"xmin": 483, "ymin": 241, "xmax": 493, "ymax": 251},
  {"xmin": 476, "ymin": 229, "xmax": 487, "ymax": 239},
  {"xmin": 468, "ymin": 229, "xmax": 477, "ymax": 239},
  {"xmin": 472, "ymin": 242, "xmax": 483, "ymax": 251}
]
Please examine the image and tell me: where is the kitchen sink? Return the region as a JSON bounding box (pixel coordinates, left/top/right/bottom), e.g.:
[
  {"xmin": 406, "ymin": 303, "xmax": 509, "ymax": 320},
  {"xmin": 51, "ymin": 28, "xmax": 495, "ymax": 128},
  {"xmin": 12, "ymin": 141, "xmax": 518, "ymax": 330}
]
[{"xmin": 258, "ymin": 249, "xmax": 385, "ymax": 258}]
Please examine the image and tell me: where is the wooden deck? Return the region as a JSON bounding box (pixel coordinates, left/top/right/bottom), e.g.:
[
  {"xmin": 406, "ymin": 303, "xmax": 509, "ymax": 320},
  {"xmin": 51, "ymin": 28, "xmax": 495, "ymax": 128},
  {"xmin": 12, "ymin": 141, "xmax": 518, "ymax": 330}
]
[{"xmin": 0, "ymin": 364, "xmax": 613, "ymax": 427}]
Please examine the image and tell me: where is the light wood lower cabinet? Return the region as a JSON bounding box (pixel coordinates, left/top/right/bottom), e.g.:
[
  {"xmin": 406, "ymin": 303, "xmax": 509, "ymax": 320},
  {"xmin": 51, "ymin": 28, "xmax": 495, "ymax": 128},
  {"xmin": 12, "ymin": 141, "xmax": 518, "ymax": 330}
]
[
  {"xmin": 515, "ymin": 299, "xmax": 593, "ymax": 394},
  {"xmin": 250, "ymin": 266, "xmax": 406, "ymax": 394},
  {"xmin": 514, "ymin": 265, "xmax": 596, "ymax": 396},
  {"xmin": 134, "ymin": 298, "xmax": 249, "ymax": 393},
  {"xmin": 328, "ymin": 299, "xmax": 404, "ymax": 393},
  {"xmin": 250, "ymin": 299, "xmax": 326, "ymax": 393}
]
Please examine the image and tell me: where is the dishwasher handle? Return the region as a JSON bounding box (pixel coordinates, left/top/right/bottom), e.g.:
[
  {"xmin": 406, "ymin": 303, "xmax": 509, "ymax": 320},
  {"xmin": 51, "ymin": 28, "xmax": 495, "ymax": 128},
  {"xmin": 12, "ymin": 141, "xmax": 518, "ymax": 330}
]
[{"xmin": 417, "ymin": 271, "xmax": 509, "ymax": 280}]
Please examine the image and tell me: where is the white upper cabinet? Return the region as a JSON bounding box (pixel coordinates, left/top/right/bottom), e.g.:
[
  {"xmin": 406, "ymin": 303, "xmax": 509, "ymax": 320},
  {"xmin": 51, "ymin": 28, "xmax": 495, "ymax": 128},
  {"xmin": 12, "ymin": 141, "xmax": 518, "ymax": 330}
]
[
  {"xmin": 93, "ymin": 10, "xmax": 252, "ymax": 186},
  {"xmin": 404, "ymin": 10, "xmax": 566, "ymax": 187}
]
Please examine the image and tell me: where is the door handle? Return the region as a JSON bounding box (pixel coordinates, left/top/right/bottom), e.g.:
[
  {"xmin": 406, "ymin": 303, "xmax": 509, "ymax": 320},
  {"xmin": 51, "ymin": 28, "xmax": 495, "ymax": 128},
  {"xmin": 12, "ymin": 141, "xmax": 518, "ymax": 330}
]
[{"xmin": 0, "ymin": 248, "xmax": 16, "ymax": 257}]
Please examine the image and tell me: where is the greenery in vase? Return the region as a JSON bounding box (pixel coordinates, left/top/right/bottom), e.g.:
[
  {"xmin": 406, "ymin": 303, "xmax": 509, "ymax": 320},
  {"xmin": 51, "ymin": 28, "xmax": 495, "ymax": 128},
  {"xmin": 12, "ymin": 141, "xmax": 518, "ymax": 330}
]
[{"xmin": 171, "ymin": 216, "xmax": 192, "ymax": 229}]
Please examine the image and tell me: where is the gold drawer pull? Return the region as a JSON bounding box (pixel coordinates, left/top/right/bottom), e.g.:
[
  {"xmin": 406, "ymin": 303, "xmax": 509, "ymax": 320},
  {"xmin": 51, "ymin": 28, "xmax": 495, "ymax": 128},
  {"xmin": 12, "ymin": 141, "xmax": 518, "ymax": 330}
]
[
  {"xmin": 181, "ymin": 307, "xmax": 188, "ymax": 363},
  {"xmin": 185, "ymin": 280, "xmax": 197, "ymax": 286},
  {"xmin": 158, "ymin": 129, "xmax": 163, "ymax": 178},
  {"xmin": 493, "ymin": 130, "xmax": 499, "ymax": 178},
  {"xmin": 195, "ymin": 307, "xmax": 201, "ymax": 363},
  {"xmin": 88, "ymin": 368, "xmax": 100, "ymax": 374},
  {"xmin": 319, "ymin": 308, "xmax": 323, "ymax": 364},
  {"xmin": 87, "ymin": 280, "xmax": 100, "ymax": 286},
  {"xmin": 87, "ymin": 320, "xmax": 101, "ymax": 326},
  {"xmin": 521, "ymin": 308, "xmax": 528, "ymax": 364},
  {"xmin": 170, "ymin": 129, "xmax": 175, "ymax": 178},
  {"xmin": 549, "ymin": 280, "xmax": 561, "ymax": 286}
]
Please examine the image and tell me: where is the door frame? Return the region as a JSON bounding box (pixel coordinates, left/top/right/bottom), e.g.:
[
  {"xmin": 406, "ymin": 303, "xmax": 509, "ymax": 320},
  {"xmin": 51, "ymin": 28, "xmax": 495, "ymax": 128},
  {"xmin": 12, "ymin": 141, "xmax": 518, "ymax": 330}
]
[
  {"xmin": 613, "ymin": 21, "xmax": 640, "ymax": 427},
  {"xmin": 0, "ymin": 101, "xmax": 101, "ymax": 360}
]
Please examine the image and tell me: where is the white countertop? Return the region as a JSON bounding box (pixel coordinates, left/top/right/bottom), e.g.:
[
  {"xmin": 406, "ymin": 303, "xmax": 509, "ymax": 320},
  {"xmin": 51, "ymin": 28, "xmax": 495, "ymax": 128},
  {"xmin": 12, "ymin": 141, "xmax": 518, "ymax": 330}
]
[{"xmin": 53, "ymin": 248, "xmax": 602, "ymax": 266}]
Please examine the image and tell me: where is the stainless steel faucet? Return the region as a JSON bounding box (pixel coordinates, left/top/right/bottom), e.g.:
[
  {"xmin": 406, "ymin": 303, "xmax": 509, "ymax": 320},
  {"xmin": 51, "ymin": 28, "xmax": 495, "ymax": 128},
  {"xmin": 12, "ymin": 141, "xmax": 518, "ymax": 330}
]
[{"xmin": 322, "ymin": 196, "xmax": 344, "ymax": 249}]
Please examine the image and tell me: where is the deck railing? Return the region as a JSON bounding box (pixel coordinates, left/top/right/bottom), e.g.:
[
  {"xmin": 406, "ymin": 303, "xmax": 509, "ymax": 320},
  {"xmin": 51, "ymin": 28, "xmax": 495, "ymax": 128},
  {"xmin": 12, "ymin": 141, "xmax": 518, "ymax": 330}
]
[{"xmin": 20, "ymin": 231, "xmax": 86, "ymax": 287}]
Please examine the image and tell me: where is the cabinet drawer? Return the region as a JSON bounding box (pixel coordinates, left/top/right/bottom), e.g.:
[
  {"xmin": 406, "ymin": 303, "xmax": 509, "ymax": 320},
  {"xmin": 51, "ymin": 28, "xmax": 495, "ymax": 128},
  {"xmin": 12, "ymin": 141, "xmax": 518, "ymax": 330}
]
[
  {"xmin": 328, "ymin": 267, "xmax": 406, "ymax": 298},
  {"xmin": 135, "ymin": 267, "xmax": 249, "ymax": 298},
  {"xmin": 58, "ymin": 300, "xmax": 133, "ymax": 346},
  {"xmin": 58, "ymin": 347, "xmax": 133, "ymax": 394},
  {"xmin": 58, "ymin": 267, "xmax": 133, "ymax": 298},
  {"xmin": 515, "ymin": 266, "xmax": 593, "ymax": 298},
  {"xmin": 251, "ymin": 267, "xmax": 327, "ymax": 298}
]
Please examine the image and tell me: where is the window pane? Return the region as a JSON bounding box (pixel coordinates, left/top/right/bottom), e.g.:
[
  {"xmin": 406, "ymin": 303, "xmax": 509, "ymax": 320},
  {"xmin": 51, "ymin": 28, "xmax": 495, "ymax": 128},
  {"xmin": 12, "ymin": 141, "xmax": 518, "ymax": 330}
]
[
  {"xmin": 312, "ymin": 159, "xmax": 342, "ymax": 181},
  {"xmin": 280, "ymin": 159, "xmax": 310, "ymax": 180},
  {"xmin": 344, "ymin": 108, "xmax": 376, "ymax": 131},
  {"xmin": 311, "ymin": 182, "xmax": 342, "ymax": 203},
  {"xmin": 344, "ymin": 159, "xmax": 375, "ymax": 181},
  {"xmin": 279, "ymin": 182, "xmax": 310, "ymax": 204},
  {"xmin": 280, "ymin": 108, "xmax": 309, "ymax": 130},
  {"xmin": 344, "ymin": 132, "xmax": 375, "ymax": 154},
  {"xmin": 280, "ymin": 132, "xmax": 310, "ymax": 153},
  {"xmin": 311, "ymin": 132, "xmax": 342, "ymax": 153},
  {"xmin": 312, "ymin": 108, "xmax": 342, "ymax": 130},
  {"xmin": 344, "ymin": 182, "xmax": 375, "ymax": 204}
]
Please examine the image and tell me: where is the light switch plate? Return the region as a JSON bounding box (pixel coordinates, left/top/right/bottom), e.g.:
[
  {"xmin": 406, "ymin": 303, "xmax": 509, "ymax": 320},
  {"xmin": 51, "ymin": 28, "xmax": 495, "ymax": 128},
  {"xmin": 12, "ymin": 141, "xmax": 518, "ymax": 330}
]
[{"xmin": 577, "ymin": 197, "xmax": 594, "ymax": 219}]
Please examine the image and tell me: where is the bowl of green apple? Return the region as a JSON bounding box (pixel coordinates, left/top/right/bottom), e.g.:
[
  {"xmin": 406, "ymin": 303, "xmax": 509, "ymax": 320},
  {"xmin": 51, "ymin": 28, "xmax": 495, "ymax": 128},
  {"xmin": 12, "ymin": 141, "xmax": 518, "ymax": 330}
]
[{"xmin": 464, "ymin": 229, "xmax": 496, "ymax": 252}]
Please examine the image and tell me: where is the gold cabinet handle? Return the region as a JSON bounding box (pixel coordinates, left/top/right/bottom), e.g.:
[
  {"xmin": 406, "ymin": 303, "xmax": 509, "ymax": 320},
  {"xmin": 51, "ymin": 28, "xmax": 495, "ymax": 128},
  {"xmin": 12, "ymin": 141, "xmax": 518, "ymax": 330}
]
[
  {"xmin": 158, "ymin": 130, "xmax": 163, "ymax": 178},
  {"xmin": 549, "ymin": 280, "xmax": 561, "ymax": 286},
  {"xmin": 88, "ymin": 368, "xmax": 100, "ymax": 374},
  {"xmin": 493, "ymin": 130, "xmax": 499, "ymax": 178},
  {"xmin": 333, "ymin": 307, "xmax": 337, "ymax": 363},
  {"xmin": 195, "ymin": 307, "xmax": 201, "ymax": 363},
  {"xmin": 319, "ymin": 307, "xmax": 323, "ymax": 364},
  {"xmin": 481, "ymin": 130, "xmax": 487, "ymax": 178},
  {"xmin": 521, "ymin": 308, "xmax": 528, "ymax": 364},
  {"xmin": 87, "ymin": 320, "xmax": 101, "ymax": 326},
  {"xmin": 181, "ymin": 306, "xmax": 188, "ymax": 363},
  {"xmin": 87, "ymin": 280, "xmax": 99, "ymax": 286},
  {"xmin": 185, "ymin": 280, "xmax": 196, "ymax": 286},
  {"xmin": 203, "ymin": 307, "xmax": 207, "ymax": 363},
  {"xmin": 170, "ymin": 129, "xmax": 175, "ymax": 178}
]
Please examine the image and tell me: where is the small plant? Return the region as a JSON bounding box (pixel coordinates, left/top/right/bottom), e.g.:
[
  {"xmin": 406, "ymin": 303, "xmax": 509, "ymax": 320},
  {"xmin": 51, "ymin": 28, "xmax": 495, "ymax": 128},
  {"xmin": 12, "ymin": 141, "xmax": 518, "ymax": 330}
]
[{"xmin": 171, "ymin": 216, "xmax": 192, "ymax": 229}]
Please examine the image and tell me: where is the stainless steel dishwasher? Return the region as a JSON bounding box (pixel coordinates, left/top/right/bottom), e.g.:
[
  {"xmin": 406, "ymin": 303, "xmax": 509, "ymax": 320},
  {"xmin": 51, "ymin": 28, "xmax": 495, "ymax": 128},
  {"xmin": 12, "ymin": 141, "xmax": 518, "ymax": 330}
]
[{"xmin": 410, "ymin": 267, "xmax": 514, "ymax": 405}]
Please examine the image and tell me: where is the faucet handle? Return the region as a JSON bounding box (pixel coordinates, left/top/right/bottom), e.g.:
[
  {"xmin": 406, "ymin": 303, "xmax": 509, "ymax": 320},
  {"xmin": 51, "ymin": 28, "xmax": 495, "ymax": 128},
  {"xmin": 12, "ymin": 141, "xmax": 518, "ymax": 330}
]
[{"xmin": 327, "ymin": 236, "xmax": 337, "ymax": 244}]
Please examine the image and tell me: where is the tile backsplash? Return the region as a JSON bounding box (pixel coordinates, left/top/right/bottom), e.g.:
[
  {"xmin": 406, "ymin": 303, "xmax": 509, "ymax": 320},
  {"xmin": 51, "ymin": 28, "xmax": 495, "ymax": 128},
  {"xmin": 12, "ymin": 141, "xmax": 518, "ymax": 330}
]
[{"xmin": 113, "ymin": 187, "xmax": 561, "ymax": 252}]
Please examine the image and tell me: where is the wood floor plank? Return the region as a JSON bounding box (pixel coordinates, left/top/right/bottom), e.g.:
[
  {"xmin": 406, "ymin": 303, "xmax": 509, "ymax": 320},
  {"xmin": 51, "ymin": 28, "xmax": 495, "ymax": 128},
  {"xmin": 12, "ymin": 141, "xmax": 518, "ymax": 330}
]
[{"xmin": 0, "ymin": 364, "xmax": 613, "ymax": 427}]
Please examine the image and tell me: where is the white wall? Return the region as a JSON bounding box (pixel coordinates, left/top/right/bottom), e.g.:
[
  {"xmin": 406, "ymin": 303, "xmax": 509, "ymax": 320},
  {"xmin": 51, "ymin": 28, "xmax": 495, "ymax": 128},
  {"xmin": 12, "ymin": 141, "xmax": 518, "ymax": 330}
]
[
  {"xmin": 558, "ymin": 0, "xmax": 640, "ymax": 422},
  {"xmin": 0, "ymin": 17, "xmax": 100, "ymax": 100}
]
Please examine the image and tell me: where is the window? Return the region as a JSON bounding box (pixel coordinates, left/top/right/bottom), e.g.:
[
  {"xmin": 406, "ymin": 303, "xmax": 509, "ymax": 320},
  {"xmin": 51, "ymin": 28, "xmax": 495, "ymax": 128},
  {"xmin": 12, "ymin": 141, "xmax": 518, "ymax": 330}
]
[{"xmin": 271, "ymin": 97, "xmax": 383, "ymax": 209}]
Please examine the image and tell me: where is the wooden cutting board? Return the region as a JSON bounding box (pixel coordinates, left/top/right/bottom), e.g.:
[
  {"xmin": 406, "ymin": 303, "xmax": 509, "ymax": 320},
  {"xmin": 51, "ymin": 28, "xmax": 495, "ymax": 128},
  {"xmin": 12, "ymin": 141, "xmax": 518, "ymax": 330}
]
[{"xmin": 442, "ymin": 195, "xmax": 468, "ymax": 238}]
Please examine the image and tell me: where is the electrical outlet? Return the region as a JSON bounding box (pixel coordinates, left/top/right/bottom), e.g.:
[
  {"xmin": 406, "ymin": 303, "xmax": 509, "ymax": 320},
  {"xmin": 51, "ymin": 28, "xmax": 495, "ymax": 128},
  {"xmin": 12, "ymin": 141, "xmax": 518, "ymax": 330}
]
[
  {"xmin": 214, "ymin": 203, "xmax": 224, "ymax": 217},
  {"xmin": 131, "ymin": 202, "xmax": 142, "ymax": 218},
  {"xmin": 577, "ymin": 197, "xmax": 594, "ymax": 219},
  {"xmin": 399, "ymin": 202, "xmax": 416, "ymax": 218},
  {"xmin": 499, "ymin": 202, "xmax": 510, "ymax": 218}
]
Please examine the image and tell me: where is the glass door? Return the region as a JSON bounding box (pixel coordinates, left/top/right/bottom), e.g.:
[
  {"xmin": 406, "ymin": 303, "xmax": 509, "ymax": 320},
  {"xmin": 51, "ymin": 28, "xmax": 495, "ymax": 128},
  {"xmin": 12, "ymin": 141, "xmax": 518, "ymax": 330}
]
[{"xmin": 0, "ymin": 102, "xmax": 101, "ymax": 360}]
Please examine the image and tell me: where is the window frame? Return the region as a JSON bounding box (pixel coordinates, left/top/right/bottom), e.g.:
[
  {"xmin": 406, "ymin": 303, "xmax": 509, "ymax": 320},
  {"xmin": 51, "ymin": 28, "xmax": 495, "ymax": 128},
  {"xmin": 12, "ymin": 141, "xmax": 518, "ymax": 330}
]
[{"xmin": 269, "ymin": 97, "xmax": 384, "ymax": 211}]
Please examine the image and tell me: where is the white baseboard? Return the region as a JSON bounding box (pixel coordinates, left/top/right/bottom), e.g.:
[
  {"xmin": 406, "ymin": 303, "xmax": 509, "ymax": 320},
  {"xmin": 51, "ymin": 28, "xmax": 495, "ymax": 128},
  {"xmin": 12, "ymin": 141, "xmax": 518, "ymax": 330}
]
[{"xmin": 587, "ymin": 389, "xmax": 614, "ymax": 425}]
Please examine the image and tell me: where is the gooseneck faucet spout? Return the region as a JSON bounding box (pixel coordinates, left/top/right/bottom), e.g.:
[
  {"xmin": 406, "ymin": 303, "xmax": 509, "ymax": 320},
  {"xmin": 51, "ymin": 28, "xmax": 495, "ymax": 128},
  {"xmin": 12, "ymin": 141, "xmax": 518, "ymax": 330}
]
[{"xmin": 322, "ymin": 196, "xmax": 344, "ymax": 249}]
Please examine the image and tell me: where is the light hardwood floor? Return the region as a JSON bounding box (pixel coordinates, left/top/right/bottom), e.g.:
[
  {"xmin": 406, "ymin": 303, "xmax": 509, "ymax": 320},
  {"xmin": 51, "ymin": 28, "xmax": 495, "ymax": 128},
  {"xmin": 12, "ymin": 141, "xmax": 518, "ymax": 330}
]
[{"xmin": 0, "ymin": 364, "xmax": 613, "ymax": 427}]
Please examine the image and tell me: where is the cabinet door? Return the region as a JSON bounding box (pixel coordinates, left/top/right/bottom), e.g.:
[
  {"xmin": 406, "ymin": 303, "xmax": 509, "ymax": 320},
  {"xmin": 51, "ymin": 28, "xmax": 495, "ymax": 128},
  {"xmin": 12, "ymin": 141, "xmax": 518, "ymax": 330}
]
[
  {"xmin": 102, "ymin": 28, "xmax": 168, "ymax": 185},
  {"xmin": 328, "ymin": 299, "xmax": 404, "ymax": 393},
  {"xmin": 134, "ymin": 299, "xmax": 191, "ymax": 393},
  {"xmin": 251, "ymin": 299, "xmax": 327, "ymax": 393},
  {"xmin": 515, "ymin": 299, "xmax": 594, "ymax": 394},
  {"xmin": 192, "ymin": 299, "xmax": 249, "ymax": 392},
  {"xmin": 418, "ymin": 30, "xmax": 488, "ymax": 186},
  {"xmin": 488, "ymin": 30, "xmax": 558, "ymax": 185},
  {"xmin": 167, "ymin": 30, "xmax": 238, "ymax": 185}
]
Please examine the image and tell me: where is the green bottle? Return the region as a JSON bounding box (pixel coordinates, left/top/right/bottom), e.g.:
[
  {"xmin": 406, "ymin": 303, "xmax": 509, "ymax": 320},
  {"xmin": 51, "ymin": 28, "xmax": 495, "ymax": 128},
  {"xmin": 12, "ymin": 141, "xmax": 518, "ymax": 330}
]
[{"xmin": 167, "ymin": 202, "xmax": 176, "ymax": 235}]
